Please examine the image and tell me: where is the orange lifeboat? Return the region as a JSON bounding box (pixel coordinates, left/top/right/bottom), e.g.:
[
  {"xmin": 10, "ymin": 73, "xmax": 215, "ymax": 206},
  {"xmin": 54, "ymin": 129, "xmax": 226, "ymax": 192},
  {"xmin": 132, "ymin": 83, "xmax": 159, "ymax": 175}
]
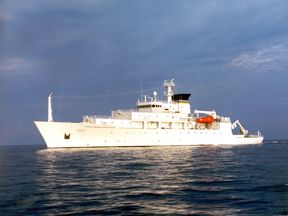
[{"xmin": 196, "ymin": 115, "xmax": 215, "ymax": 124}]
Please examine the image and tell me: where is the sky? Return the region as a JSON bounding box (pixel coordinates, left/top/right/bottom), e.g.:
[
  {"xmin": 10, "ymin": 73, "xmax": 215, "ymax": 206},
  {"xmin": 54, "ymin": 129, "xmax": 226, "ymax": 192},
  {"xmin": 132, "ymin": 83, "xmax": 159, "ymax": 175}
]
[{"xmin": 0, "ymin": 0, "xmax": 288, "ymax": 145}]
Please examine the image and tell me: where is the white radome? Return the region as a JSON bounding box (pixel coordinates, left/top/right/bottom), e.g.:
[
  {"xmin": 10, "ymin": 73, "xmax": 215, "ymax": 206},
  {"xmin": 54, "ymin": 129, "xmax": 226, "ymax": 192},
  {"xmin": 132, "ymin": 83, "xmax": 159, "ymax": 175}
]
[{"xmin": 35, "ymin": 79, "xmax": 263, "ymax": 148}]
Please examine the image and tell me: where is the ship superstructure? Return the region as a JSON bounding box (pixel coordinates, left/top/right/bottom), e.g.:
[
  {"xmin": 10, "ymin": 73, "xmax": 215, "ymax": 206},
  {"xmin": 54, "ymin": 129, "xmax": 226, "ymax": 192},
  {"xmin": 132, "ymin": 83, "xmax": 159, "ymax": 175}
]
[{"xmin": 35, "ymin": 79, "xmax": 263, "ymax": 148}]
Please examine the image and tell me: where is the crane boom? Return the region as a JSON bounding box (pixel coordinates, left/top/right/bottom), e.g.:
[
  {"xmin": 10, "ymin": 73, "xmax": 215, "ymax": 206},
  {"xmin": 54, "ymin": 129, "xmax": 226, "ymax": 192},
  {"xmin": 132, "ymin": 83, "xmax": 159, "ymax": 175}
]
[{"xmin": 232, "ymin": 120, "xmax": 248, "ymax": 135}]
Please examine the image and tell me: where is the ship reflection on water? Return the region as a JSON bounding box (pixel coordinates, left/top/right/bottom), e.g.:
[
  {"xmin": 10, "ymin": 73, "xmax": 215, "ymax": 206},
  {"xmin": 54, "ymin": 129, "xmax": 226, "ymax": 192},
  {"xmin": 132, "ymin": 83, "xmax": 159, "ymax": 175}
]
[
  {"xmin": 33, "ymin": 144, "xmax": 285, "ymax": 215},
  {"xmin": 0, "ymin": 143, "xmax": 286, "ymax": 215}
]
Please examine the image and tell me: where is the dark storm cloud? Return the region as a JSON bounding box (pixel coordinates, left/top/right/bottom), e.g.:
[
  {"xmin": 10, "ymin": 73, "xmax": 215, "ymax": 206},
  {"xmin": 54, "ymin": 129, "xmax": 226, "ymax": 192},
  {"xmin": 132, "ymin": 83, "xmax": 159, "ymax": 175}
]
[
  {"xmin": 2, "ymin": 0, "xmax": 287, "ymax": 78},
  {"xmin": 1, "ymin": 0, "xmax": 288, "ymax": 144}
]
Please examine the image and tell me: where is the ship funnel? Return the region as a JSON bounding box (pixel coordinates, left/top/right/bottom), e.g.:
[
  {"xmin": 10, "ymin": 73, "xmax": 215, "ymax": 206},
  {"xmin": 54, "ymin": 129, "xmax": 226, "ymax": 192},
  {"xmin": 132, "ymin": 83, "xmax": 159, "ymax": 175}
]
[{"xmin": 48, "ymin": 93, "xmax": 53, "ymax": 122}]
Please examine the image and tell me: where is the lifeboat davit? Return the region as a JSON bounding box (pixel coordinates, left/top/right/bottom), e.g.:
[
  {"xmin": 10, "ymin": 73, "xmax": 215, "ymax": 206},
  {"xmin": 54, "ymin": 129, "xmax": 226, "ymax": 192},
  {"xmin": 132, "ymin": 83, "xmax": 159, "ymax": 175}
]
[{"xmin": 196, "ymin": 115, "xmax": 215, "ymax": 124}]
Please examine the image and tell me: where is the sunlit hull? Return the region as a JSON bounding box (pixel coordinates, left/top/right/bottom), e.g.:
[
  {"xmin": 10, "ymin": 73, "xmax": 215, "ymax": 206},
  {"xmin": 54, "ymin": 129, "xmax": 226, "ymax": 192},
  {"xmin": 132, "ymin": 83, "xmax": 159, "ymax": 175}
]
[{"xmin": 35, "ymin": 121, "xmax": 263, "ymax": 148}]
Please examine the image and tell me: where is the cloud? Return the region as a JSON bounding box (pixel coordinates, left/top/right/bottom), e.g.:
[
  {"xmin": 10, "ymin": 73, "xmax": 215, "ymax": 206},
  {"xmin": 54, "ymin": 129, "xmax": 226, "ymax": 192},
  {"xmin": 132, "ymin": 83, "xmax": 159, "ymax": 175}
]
[
  {"xmin": 0, "ymin": 58, "xmax": 35, "ymax": 76},
  {"xmin": 229, "ymin": 44, "xmax": 288, "ymax": 73},
  {"xmin": 0, "ymin": 8, "xmax": 13, "ymax": 21}
]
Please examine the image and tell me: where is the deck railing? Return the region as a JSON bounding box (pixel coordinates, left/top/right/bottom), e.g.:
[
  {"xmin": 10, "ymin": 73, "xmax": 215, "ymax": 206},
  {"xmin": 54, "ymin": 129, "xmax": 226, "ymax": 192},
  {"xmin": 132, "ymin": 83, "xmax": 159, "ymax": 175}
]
[{"xmin": 83, "ymin": 115, "xmax": 110, "ymax": 123}]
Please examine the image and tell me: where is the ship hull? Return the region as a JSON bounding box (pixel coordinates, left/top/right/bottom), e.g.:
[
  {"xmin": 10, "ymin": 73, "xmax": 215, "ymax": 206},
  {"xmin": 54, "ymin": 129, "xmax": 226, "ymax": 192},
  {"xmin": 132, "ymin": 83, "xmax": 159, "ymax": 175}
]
[{"xmin": 35, "ymin": 121, "xmax": 263, "ymax": 148}]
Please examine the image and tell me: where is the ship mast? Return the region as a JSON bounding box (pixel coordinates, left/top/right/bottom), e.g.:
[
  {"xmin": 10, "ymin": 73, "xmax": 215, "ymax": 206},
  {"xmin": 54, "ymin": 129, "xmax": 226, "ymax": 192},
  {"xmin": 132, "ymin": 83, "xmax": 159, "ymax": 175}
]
[
  {"xmin": 164, "ymin": 79, "xmax": 175, "ymax": 103},
  {"xmin": 48, "ymin": 93, "xmax": 53, "ymax": 122}
]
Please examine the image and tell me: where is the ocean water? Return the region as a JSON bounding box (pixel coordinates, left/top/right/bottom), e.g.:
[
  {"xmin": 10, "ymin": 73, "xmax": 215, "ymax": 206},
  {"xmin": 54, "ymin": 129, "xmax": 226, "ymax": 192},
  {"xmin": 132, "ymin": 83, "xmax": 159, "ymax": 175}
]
[{"xmin": 0, "ymin": 141, "xmax": 287, "ymax": 215}]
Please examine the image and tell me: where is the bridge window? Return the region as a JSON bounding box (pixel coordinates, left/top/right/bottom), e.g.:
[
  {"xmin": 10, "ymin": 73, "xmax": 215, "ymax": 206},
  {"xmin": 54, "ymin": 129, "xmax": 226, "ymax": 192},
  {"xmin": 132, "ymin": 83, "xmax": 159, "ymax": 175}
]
[{"xmin": 137, "ymin": 104, "xmax": 162, "ymax": 108}]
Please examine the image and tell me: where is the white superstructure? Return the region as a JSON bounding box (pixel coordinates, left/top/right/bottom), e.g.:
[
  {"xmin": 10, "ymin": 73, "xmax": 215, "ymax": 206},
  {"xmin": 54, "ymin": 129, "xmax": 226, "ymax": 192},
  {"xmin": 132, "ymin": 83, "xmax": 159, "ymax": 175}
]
[{"xmin": 34, "ymin": 79, "xmax": 263, "ymax": 148}]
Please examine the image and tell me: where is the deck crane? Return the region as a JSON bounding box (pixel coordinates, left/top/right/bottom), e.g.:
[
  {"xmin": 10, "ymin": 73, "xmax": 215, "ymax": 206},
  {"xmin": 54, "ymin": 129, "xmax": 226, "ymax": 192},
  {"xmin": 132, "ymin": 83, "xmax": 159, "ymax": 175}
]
[{"xmin": 231, "ymin": 120, "xmax": 248, "ymax": 136}]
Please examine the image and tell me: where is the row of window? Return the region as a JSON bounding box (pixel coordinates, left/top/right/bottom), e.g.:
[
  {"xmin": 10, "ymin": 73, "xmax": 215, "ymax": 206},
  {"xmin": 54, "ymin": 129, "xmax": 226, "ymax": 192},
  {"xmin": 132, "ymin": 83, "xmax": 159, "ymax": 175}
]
[
  {"xmin": 137, "ymin": 105, "xmax": 162, "ymax": 108},
  {"xmin": 109, "ymin": 131, "xmax": 223, "ymax": 135}
]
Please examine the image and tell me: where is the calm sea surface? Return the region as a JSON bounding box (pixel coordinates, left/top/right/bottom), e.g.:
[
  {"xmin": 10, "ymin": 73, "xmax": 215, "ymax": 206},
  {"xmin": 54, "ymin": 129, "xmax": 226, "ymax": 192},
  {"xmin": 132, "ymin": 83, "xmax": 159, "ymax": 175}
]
[{"xmin": 0, "ymin": 141, "xmax": 288, "ymax": 215}]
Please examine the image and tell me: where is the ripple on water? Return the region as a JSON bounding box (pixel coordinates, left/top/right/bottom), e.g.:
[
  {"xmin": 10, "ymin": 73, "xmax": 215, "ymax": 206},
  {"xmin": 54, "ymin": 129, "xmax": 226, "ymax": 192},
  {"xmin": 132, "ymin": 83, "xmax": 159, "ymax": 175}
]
[{"xmin": 0, "ymin": 143, "xmax": 288, "ymax": 215}]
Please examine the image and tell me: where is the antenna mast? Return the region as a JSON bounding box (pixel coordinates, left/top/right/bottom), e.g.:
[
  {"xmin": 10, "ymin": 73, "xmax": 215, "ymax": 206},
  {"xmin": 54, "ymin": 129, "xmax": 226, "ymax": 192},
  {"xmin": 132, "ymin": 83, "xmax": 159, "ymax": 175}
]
[
  {"xmin": 164, "ymin": 79, "xmax": 175, "ymax": 103},
  {"xmin": 140, "ymin": 78, "xmax": 143, "ymax": 100},
  {"xmin": 48, "ymin": 93, "xmax": 53, "ymax": 122}
]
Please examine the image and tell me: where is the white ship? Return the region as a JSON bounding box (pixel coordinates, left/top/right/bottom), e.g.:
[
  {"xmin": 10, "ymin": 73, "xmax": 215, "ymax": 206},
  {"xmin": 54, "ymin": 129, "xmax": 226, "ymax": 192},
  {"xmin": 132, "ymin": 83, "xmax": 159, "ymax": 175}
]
[{"xmin": 35, "ymin": 79, "xmax": 263, "ymax": 148}]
